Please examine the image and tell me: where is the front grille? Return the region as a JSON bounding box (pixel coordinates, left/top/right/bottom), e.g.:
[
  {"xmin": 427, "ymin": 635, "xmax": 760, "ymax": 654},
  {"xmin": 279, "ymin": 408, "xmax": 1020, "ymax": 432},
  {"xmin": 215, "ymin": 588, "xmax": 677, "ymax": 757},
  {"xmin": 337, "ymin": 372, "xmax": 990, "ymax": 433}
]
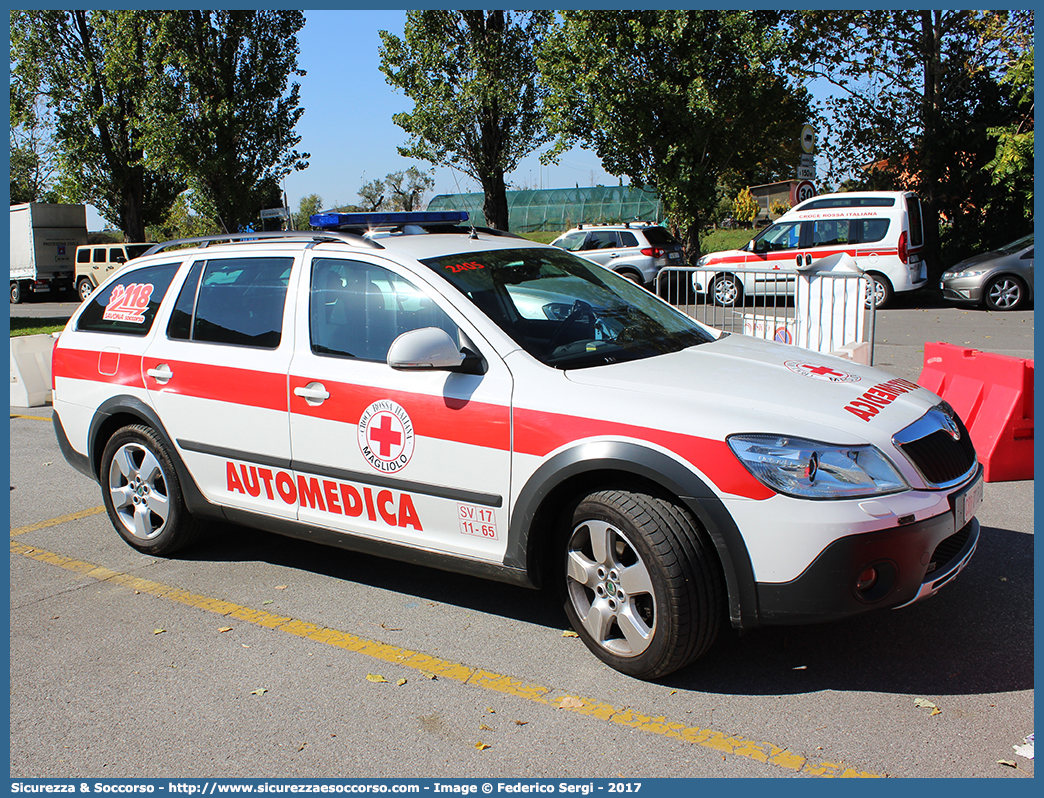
[
  {"xmin": 927, "ymin": 524, "xmax": 972, "ymax": 575},
  {"xmin": 894, "ymin": 404, "xmax": 977, "ymax": 487}
]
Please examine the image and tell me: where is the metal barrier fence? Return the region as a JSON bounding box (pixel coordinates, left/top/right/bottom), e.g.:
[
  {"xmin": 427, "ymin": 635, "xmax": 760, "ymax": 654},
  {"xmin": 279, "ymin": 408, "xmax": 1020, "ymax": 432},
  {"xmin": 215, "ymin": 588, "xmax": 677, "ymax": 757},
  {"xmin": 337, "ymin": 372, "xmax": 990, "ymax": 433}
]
[{"xmin": 656, "ymin": 264, "xmax": 876, "ymax": 365}]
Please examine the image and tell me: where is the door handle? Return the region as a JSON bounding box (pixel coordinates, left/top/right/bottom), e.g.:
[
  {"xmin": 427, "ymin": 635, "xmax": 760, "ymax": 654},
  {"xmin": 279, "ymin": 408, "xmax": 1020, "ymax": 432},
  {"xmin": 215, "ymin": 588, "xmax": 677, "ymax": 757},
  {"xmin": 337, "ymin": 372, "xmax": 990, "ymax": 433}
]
[
  {"xmin": 294, "ymin": 382, "xmax": 330, "ymax": 405},
  {"xmin": 146, "ymin": 364, "xmax": 173, "ymax": 383}
]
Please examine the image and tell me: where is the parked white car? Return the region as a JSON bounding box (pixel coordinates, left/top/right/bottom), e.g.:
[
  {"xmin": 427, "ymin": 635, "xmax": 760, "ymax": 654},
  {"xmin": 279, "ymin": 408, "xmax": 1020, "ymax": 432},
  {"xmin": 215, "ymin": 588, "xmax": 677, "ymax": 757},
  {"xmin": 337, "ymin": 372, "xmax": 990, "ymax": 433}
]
[
  {"xmin": 51, "ymin": 211, "xmax": 980, "ymax": 679},
  {"xmin": 694, "ymin": 191, "xmax": 929, "ymax": 308}
]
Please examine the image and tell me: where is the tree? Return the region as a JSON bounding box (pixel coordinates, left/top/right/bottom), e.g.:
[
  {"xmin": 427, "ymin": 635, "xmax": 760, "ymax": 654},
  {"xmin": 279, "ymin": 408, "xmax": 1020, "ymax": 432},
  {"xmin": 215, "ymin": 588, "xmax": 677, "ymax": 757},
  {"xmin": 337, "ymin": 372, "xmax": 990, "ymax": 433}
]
[
  {"xmin": 293, "ymin": 193, "xmax": 324, "ymax": 230},
  {"xmin": 539, "ymin": 11, "xmax": 811, "ymax": 257},
  {"xmin": 358, "ymin": 179, "xmax": 386, "ymax": 212},
  {"xmin": 9, "ymin": 93, "xmax": 61, "ymax": 204},
  {"xmin": 985, "ymin": 45, "xmax": 1034, "ymax": 220},
  {"xmin": 145, "ymin": 11, "xmax": 310, "ymax": 234},
  {"xmin": 379, "ymin": 10, "xmax": 552, "ymax": 230},
  {"xmin": 385, "ymin": 166, "xmax": 435, "ymax": 211},
  {"xmin": 732, "ymin": 188, "xmax": 759, "ymax": 227},
  {"xmin": 10, "ymin": 10, "xmax": 184, "ymax": 239},
  {"xmin": 792, "ymin": 10, "xmax": 1034, "ymax": 274}
]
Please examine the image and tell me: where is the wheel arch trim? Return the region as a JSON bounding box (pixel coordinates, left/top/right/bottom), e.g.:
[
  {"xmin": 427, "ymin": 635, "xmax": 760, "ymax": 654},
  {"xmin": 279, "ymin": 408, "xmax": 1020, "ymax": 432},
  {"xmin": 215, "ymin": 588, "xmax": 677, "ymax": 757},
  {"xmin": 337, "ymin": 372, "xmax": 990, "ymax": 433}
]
[
  {"xmin": 508, "ymin": 440, "xmax": 761, "ymax": 628},
  {"xmin": 88, "ymin": 395, "xmax": 217, "ymax": 520}
]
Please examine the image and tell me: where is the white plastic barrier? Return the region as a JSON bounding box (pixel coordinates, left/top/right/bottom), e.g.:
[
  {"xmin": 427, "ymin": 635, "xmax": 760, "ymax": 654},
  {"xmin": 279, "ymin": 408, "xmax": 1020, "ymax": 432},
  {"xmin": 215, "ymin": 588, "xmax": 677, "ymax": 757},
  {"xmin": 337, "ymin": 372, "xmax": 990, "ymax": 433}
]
[
  {"xmin": 793, "ymin": 253, "xmax": 872, "ymax": 363},
  {"xmin": 10, "ymin": 333, "xmax": 55, "ymax": 407}
]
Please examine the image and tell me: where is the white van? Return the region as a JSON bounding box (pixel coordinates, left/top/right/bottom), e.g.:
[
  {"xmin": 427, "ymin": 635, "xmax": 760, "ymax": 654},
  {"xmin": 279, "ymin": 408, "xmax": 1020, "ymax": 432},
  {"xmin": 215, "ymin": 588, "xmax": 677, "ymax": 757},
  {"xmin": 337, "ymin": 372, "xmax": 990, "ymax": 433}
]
[{"xmin": 694, "ymin": 191, "xmax": 928, "ymax": 308}]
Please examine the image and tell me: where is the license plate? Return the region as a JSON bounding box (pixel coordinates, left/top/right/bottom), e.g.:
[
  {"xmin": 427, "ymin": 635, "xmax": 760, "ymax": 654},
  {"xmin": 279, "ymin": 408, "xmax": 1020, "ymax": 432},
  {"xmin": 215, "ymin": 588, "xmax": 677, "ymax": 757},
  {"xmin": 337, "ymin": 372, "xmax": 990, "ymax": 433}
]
[
  {"xmin": 668, "ymin": 252, "xmax": 680, "ymax": 260},
  {"xmin": 953, "ymin": 473, "xmax": 983, "ymax": 531}
]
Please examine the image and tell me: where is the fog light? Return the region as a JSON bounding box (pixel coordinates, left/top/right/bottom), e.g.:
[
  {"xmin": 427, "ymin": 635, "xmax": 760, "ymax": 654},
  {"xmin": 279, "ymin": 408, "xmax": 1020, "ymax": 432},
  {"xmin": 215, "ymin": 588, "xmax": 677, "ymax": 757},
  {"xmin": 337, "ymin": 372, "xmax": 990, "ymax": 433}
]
[{"xmin": 856, "ymin": 567, "xmax": 878, "ymax": 592}]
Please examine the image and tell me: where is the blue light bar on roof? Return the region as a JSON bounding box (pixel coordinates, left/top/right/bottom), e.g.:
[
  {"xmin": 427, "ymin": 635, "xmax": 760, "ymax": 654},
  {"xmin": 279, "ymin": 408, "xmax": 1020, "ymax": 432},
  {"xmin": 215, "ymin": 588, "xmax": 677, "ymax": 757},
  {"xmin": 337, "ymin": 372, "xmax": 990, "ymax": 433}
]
[{"xmin": 310, "ymin": 210, "xmax": 469, "ymax": 230}]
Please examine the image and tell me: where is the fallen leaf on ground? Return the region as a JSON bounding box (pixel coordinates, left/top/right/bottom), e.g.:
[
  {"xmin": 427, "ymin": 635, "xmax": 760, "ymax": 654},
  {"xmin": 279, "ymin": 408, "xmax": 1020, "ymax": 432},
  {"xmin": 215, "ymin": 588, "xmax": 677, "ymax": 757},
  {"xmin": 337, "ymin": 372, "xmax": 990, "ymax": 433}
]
[
  {"xmin": 514, "ymin": 720, "xmax": 528, "ymax": 726},
  {"xmin": 562, "ymin": 630, "xmax": 579, "ymax": 638},
  {"xmin": 479, "ymin": 724, "xmax": 493, "ymax": 731},
  {"xmin": 366, "ymin": 674, "xmax": 389, "ymax": 683},
  {"xmin": 218, "ymin": 627, "xmax": 232, "ymax": 633},
  {"xmin": 250, "ymin": 688, "xmax": 267, "ymax": 696},
  {"xmin": 396, "ymin": 678, "xmax": 407, "ymax": 686},
  {"xmin": 913, "ymin": 698, "xmax": 937, "ymax": 710},
  {"xmin": 275, "ymin": 585, "xmax": 287, "ymax": 590},
  {"xmin": 475, "ymin": 742, "xmax": 490, "ymax": 751},
  {"xmin": 997, "ymin": 760, "xmax": 1017, "ymax": 768},
  {"xmin": 420, "ymin": 670, "xmax": 438, "ymax": 680},
  {"xmin": 153, "ymin": 628, "xmax": 165, "ymax": 635},
  {"xmin": 557, "ymin": 696, "xmax": 584, "ymax": 710},
  {"xmin": 262, "ymin": 600, "xmax": 273, "ymax": 605}
]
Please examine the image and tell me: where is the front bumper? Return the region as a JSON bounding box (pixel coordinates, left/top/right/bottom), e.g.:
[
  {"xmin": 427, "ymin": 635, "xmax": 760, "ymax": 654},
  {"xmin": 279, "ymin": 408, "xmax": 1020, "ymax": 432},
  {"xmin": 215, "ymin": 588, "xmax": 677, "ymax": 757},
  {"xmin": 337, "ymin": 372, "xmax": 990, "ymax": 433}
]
[
  {"xmin": 756, "ymin": 507, "xmax": 979, "ymax": 625},
  {"xmin": 940, "ymin": 277, "xmax": 985, "ymax": 304}
]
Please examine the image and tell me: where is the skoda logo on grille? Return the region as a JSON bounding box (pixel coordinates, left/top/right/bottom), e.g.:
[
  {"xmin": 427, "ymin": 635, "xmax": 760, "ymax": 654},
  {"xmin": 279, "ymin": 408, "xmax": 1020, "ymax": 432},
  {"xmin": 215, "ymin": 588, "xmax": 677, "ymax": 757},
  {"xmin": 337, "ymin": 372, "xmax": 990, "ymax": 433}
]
[{"xmin": 943, "ymin": 414, "xmax": 961, "ymax": 441}]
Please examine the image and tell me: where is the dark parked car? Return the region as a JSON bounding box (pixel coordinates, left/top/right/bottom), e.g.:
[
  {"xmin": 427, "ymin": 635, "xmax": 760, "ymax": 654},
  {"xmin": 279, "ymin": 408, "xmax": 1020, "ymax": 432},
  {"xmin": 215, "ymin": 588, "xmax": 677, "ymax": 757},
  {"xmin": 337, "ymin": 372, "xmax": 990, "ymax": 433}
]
[{"xmin": 940, "ymin": 233, "xmax": 1034, "ymax": 310}]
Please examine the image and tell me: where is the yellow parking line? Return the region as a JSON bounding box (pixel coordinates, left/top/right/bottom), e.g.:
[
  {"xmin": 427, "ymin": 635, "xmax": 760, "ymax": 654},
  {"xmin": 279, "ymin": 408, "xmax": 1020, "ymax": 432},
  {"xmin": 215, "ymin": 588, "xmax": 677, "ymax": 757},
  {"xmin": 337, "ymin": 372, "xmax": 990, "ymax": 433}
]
[
  {"xmin": 10, "ymin": 506, "xmax": 106, "ymax": 536},
  {"xmin": 9, "ymin": 535, "xmax": 879, "ymax": 778},
  {"xmin": 10, "ymin": 413, "xmax": 52, "ymax": 421}
]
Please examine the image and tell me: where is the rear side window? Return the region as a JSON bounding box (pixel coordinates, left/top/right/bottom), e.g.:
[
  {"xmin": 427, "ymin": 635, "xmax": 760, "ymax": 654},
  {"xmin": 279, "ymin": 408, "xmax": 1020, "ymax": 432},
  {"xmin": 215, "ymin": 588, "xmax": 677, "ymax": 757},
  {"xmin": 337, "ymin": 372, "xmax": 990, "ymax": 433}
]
[
  {"xmin": 619, "ymin": 231, "xmax": 639, "ymax": 247},
  {"xmin": 167, "ymin": 257, "xmax": 292, "ymax": 349},
  {"xmin": 802, "ymin": 197, "xmax": 895, "ymax": 210},
  {"xmin": 93, "ymin": 248, "xmax": 107, "ymax": 263},
  {"xmin": 811, "ymin": 219, "xmax": 852, "ymax": 246},
  {"xmin": 76, "ymin": 249, "xmax": 90, "ymax": 264},
  {"xmin": 76, "ymin": 263, "xmax": 181, "ymax": 336},
  {"xmin": 858, "ymin": 219, "xmax": 890, "ymax": 244}
]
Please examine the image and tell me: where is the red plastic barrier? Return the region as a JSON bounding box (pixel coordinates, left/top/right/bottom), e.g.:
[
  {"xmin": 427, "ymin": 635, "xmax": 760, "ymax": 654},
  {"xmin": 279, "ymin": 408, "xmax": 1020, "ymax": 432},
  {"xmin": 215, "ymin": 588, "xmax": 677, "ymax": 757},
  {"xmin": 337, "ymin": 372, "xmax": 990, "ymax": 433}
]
[{"xmin": 917, "ymin": 342, "xmax": 1033, "ymax": 482}]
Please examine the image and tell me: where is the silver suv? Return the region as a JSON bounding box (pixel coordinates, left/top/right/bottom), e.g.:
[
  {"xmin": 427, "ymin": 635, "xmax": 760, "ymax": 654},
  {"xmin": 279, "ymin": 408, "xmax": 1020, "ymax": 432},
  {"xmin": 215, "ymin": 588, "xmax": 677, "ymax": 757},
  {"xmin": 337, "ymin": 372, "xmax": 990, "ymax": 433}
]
[{"xmin": 551, "ymin": 222, "xmax": 686, "ymax": 286}]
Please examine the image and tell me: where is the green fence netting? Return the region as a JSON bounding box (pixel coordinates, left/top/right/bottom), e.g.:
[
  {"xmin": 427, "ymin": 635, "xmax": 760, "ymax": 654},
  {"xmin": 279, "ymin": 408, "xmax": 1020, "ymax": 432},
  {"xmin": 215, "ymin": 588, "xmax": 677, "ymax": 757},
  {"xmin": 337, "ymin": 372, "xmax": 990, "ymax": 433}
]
[{"xmin": 426, "ymin": 186, "xmax": 663, "ymax": 233}]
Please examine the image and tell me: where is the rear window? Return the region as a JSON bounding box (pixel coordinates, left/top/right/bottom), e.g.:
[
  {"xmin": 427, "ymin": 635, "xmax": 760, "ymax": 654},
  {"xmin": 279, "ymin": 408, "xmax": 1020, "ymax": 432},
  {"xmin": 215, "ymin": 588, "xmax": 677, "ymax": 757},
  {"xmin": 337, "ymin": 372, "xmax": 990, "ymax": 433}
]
[
  {"xmin": 905, "ymin": 195, "xmax": 924, "ymax": 248},
  {"xmin": 76, "ymin": 263, "xmax": 181, "ymax": 336},
  {"xmin": 641, "ymin": 227, "xmax": 680, "ymax": 246}
]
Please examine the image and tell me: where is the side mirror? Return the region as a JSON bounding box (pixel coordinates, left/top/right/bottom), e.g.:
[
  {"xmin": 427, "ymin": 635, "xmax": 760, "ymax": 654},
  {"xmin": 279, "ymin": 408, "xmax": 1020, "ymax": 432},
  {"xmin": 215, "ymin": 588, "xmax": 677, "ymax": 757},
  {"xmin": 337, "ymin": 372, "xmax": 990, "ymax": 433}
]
[
  {"xmin": 387, "ymin": 327, "xmax": 465, "ymax": 371},
  {"xmin": 753, "ymin": 238, "xmax": 769, "ymax": 253}
]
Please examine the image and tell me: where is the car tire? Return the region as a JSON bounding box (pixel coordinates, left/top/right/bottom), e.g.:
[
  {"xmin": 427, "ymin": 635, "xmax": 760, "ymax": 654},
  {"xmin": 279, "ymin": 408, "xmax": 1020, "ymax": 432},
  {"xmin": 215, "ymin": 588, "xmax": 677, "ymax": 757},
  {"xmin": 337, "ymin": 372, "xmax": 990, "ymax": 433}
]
[
  {"xmin": 984, "ymin": 275, "xmax": 1026, "ymax": 311},
  {"xmin": 561, "ymin": 489, "xmax": 723, "ymax": 679},
  {"xmin": 11, "ymin": 281, "xmax": 23, "ymax": 305},
  {"xmin": 617, "ymin": 269, "xmax": 644, "ymax": 286},
  {"xmin": 77, "ymin": 278, "xmax": 95, "ymax": 302},
  {"xmin": 865, "ymin": 273, "xmax": 892, "ymax": 309},
  {"xmin": 712, "ymin": 274, "xmax": 742, "ymax": 307},
  {"xmin": 100, "ymin": 424, "xmax": 202, "ymax": 556}
]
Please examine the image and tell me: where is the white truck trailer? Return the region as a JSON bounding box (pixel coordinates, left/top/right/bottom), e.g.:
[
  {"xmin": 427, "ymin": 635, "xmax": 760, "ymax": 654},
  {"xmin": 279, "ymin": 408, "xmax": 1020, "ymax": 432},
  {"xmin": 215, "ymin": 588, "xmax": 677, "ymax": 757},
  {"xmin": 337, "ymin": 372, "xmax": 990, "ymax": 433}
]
[{"xmin": 10, "ymin": 202, "xmax": 88, "ymax": 303}]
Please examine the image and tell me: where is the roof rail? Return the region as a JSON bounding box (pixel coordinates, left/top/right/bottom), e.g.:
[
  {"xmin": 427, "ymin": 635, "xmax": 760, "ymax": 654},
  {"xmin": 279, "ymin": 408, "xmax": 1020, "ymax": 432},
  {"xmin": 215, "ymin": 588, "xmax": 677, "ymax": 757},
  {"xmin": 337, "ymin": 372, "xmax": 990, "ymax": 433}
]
[{"xmin": 140, "ymin": 230, "xmax": 383, "ymax": 257}]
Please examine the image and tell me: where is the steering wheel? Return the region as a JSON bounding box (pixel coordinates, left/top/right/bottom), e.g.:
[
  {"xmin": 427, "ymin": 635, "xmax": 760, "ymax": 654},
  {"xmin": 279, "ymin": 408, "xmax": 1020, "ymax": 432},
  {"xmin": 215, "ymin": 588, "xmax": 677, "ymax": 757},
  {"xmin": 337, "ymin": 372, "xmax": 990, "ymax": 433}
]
[{"xmin": 547, "ymin": 300, "xmax": 594, "ymax": 352}]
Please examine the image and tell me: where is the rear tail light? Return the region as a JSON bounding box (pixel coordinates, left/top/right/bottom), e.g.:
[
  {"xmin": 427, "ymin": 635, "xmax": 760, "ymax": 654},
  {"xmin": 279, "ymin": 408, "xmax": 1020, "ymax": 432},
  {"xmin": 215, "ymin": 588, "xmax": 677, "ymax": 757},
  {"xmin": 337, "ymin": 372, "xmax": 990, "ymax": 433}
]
[
  {"xmin": 640, "ymin": 247, "xmax": 665, "ymax": 258},
  {"xmin": 898, "ymin": 230, "xmax": 908, "ymax": 264}
]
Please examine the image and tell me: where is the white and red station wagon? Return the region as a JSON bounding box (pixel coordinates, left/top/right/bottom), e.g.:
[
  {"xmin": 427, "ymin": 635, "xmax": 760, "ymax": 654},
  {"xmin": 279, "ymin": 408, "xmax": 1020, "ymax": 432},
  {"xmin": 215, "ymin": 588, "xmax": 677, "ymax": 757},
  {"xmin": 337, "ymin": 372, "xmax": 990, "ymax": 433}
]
[{"xmin": 52, "ymin": 211, "xmax": 982, "ymax": 678}]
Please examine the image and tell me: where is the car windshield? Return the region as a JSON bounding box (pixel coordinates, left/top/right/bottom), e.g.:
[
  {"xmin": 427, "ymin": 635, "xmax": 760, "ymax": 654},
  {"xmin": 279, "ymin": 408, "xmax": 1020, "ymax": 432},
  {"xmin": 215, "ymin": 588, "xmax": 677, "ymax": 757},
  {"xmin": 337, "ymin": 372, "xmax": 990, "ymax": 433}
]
[
  {"xmin": 420, "ymin": 247, "xmax": 715, "ymax": 369},
  {"xmin": 997, "ymin": 233, "xmax": 1034, "ymax": 254}
]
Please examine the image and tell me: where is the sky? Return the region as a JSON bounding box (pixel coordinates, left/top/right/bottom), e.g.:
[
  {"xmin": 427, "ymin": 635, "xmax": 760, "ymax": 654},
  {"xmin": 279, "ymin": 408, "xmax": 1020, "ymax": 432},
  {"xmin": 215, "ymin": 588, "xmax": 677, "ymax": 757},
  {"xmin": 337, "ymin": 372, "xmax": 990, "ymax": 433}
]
[{"xmin": 86, "ymin": 9, "xmax": 620, "ymax": 231}]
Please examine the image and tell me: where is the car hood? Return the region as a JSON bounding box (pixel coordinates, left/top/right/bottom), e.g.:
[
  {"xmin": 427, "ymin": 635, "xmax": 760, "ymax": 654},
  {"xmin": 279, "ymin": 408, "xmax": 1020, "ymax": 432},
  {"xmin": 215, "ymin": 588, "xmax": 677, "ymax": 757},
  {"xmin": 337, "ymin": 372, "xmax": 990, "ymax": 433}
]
[
  {"xmin": 944, "ymin": 249, "xmax": 1011, "ymax": 273},
  {"xmin": 563, "ymin": 334, "xmax": 938, "ymax": 444}
]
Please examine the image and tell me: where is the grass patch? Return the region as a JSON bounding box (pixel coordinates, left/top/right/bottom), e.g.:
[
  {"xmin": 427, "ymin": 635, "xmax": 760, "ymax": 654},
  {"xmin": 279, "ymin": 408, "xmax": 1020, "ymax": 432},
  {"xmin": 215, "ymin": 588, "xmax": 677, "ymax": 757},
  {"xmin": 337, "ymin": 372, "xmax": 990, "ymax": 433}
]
[
  {"xmin": 10, "ymin": 318, "xmax": 67, "ymax": 337},
  {"xmin": 700, "ymin": 227, "xmax": 757, "ymax": 255},
  {"xmin": 519, "ymin": 231, "xmax": 560, "ymax": 245}
]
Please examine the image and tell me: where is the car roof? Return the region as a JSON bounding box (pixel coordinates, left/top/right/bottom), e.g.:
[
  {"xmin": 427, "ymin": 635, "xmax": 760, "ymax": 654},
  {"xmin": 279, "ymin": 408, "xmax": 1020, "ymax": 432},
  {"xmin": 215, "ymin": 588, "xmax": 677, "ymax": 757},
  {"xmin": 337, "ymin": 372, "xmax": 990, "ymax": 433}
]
[{"xmin": 128, "ymin": 228, "xmax": 548, "ymax": 267}]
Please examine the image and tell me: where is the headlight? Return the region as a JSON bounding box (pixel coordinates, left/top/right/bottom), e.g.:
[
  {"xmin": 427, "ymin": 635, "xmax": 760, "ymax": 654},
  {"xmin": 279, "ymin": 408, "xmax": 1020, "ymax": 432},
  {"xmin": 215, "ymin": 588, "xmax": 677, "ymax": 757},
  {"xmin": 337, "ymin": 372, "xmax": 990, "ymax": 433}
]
[
  {"xmin": 946, "ymin": 269, "xmax": 987, "ymax": 279},
  {"xmin": 696, "ymin": 255, "xmax": 709, "ymax": 267},
  {"xmin": 728, "ymin": 434, "xmax": 907, "ymax": 499}
]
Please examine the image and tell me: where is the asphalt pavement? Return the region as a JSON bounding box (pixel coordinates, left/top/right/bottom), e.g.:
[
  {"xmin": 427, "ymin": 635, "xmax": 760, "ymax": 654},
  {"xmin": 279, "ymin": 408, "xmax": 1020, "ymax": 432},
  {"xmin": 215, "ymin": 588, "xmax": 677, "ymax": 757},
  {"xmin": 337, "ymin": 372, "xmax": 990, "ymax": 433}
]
[{"xmin": 7, "ymin": 291, "xmax": 1034, "ymax": 779}]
